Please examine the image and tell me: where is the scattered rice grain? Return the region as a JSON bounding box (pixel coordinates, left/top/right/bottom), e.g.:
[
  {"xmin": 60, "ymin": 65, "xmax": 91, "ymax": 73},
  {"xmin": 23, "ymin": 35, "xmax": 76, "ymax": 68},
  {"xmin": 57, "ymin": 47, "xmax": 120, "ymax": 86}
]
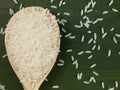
[
  {"xmin": 92, "ymin": 45, "xmax": 96, "ymax": 50},
  {"xmin": 102, "ymin": 82, "xmax": 105, "ymax": 89},
  {"xmin": 0, "ymin": 83, "xmax": 5, "ymax": 90},
  {"xmin": 110, "ymin": 27, "xmax": 115, "ymax": 31},
  {"xmin": 90, "ymin": 64, "xmax": 96, "ymax": 68},
  {"xmin": 108, "ymin": 87, "xmax": 115, "ymax": 90},
  {"xmin": 85, "ymin": 51, "xmax": 92, "ymax": 53},
  {"xmin": 92, "ymin": 71, "xmax": 99, "ymax": 76},
  {"xmin": 103, "ymin": 11, "xmax": 109, "ymax": 14},
  {"xmin": 9, "ymin": 8, "xmax": 14, "ymax": 15},
  {"xmin": 19, "ymin": 3, "xmax": 23, "ymax": 10},
  {"xmin": 50, "ymin": 5, "xmax": 57, "ymax": 9},
  {"xmin": 2, "ymin": 54, "xmax": 7, "ymax": 59},
  {"xmin": 102, "ymin": 33, "xmax": 108, "ymax": 39},
  {"xmin": 88, "ymin": 38, "xmax": 93, "ymax": 44},
  {"xmin": 77, "ymin": 51, "xmax": 84, "ymax": 55},
  {"xmin": 89, "ymin": 76, "xmax": 96, "ymax": 83},
  {"xmin": 61, "ymin": 27, "xmax": 66, "ymax": 33},
  {"xmin": 88, "ymin": 54, "xmax": 93, "ymax": 59},
  {"xmin": 108, "ymin": 50, "xmax": 111, "ymax": 57},
  {"xmin": 81, "ymin": 35, "xmax": 85, "ymax": 42},
  {"xmin": 73, "ymin": 60, "xmax": 78, "ymax": 69},
  {"xmin": 65, "ymin": 33, "xmax": 71, "ymax": 37},
  {"xmin": 77, "ymin": 72, "xmax": 83, "ymax": 80},
  {"xmin": 50, "ymin": 0, "xmax": 54, "ymax": 3},
  {"xmin": 64, "ymin": 12, "xmax": 70, "ymax": 16},
  {"xmin": 59, "ymin": 0, "xmax": 63, "ymax": 7},
  {"xmin": 113, "ymin": 36, "xmax": 117, "ymax": 44},
  {"xmin": 66, "ymin": 49, "xmax": 72, "ymax": 53},
  {"xmin": 115, "ymin": 34, "xmax": 120, "ymax": 38},
  {"xmin": 69, "ymin": 36, "xmax": 76, "ymax": 39},
  {"xmin": 109, "ymin": 0, "xmax": 114, "ymax": 6},
  {"xmin": 115, "ymin": 81, "xmax": 118, "ymax": 88},
  {"xmin": 112, "ymin": 8, "xmax": 119, "ymax": 12},
  {"xmin": 83, "ymin": 81, "xmax": 90, "ymax": 84},
  {"xmin": 52, "ymin": 85, "xmax": 59, "ymax": 88},
  {"xmin": 13, "ymin": 0, "xmax": 18, "ymax": 4}
]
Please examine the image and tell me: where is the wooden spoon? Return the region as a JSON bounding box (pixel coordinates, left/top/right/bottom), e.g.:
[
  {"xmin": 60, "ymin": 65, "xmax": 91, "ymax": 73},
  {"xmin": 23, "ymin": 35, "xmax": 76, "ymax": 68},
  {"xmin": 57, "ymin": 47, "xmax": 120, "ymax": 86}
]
[{"xmin": 5, "ymin": 7, "xmax": 60, "ymax": 90}]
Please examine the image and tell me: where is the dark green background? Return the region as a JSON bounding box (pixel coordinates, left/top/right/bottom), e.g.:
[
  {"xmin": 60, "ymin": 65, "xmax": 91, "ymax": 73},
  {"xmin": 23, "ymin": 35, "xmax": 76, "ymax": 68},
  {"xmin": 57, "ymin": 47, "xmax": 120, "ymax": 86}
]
[{"xmin": 0, "ymin": 0, "xmax": 120, "ymax": 90}]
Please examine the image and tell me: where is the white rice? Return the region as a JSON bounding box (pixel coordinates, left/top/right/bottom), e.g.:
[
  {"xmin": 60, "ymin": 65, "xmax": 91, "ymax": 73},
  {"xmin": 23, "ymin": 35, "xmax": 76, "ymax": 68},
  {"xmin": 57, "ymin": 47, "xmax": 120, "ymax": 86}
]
[
  {"xmin": 94, "ymin": 33, "xmax": 97, "ymax": 40},
  {"xmin": 66, "ymin": 49, "xmax": 72, "ymax": 53},
  {"xmin": 62, "ymin": 1, "xmax": 66, "ymax": 5},
  {"xmin": 73, "ymin": 60, "xmax": 78, "ymax": 69},
  {"xmin": 50, "ymin": 0, "xmax": 54, "ymax": 3},
  {"xmin": 52, "ymin": 85, "xmax": 59, "ymax": 88},
  {"xmin": 110, "ymin": 27, "xmax": 115, "ymax": 31},
  {"xmin": 65, "ymin": 33, "xmax": 71, "ymax": 37},
  {"xmin": 85, "ymin": 51, "xmax": 92, "ymax": 53},
  {"xmin": 57, "ymin": 12, "xmax": 60, "ymax": 16},
  {"xmin": 74, "ymin": 25, "xmax": 82, "ymax": 28},
  {"xmin": 109, "ymin": 0, "xmax": 114, "ymax": 6},
  {"xmin": 102, "ymin": 33, "xmax": 108, "ymax": 39},
  {"xmin": 2, "ymin": 54, "xmax": 7, "ymax": 59},
  {"xmin": 81, "ymin": 35, "xmax": 85, "ymax": 42},
  {"xmin": 59, "ymin": 0, "xmax": 63, "ymax": 7},
  {"xmin": 115, "ymin": 81, "xmax": 118, "ymax": 88},
  {"xmin": 45, "ymin": 78, "xmax": 48, "ymax": 81},
  {"xmin": 93, "ymin": 18, "xmax": 103, "ymax": 24},
  {"xmin": 50, "ymin": 5, "xmax": 57, "ymax": 9},
  {"xmin": 93, "ymin": 40, "xmax": 96, "ymax": 44},
  {"xmin": 57, "ymin": 63, "xmax": 64, "ymax": 66},
  {"xmin": 97, "ymin": 45, "xmax": 101, "ymax": 50},
  {"xmin": 101, "ymin": 27, "xmax": 105, "ymax": 34},
  {"xmin": 13, "ymin": 0, "xmax": 18, "ymax": 4},
  {"xmin": 108, "ymin": 50, "xmax": 111, "ymax": 57},
  {"xmin": 118, "ymin": 52, "xmax": 120, "ymax": 55},
  {"xmin": 77, "ymin": 51, "xmax": 84, "ymax": 55},
  {"xmin": 0, "ymin": 83, "xmax": 5, "ymax": 90},
  {"xmin": 102, "ymin": 82, "xmax": 105, "ymax": 89},
  {"xmin": 61, "ymin": 19, "xmax": 67, "ymax": 23},
  {"xmin": 113, "ymin": 36, "xmax": 117, "ymax": 44},
  {"xmin": 89, "ymin": 76, "xmax": 96, "ymax": 83},
  {"xmin": 102, "ymin": 11, "xmax": 109, "ymax": 14},
  {"xmin": 0, "ymin": 27, "xmax": 5, "ymax": 35},
  {"xmin": 83, "ymin": 81, "xmax": 90, "ymax": 84},
  {"xmin": 88, "ymin": 54, "xmax": 93, "ymax": 59},
  {"xmin": 87, "ymin": 9, "xmax": 93, "ymax": 13},
  {"xmin": 69, "ymin": 36, "xmax": 76, "ymax": 39},
  {"xmin": 19, "ymin": 3, "xmax": 23, "ymax": 10},
  {"xmin": 81, "ymin": 9, "xmax": 84, "ymax": 16},
  {"xmin": 88, "ymin": 38, "xmax": 93, "ymax": 44},
  {"xmin": 112, "ymin": 8, "xmax": 119, "ymax": 12},
  {"xmin": 59, "ymin": 59, "xmax": 64, "ymax": 63},
  {"xmin": 92, "ymin": 45, "xmax": 96, "ymax": 50},
  {"xmin": 108, "ymin": 87, "xmax": 115, "ymax": 90},
  {"xmin": 9, "ymin": 8, "xmax": 14, "ymax": 15},
  {"xmin": 61, "ymin": 27, "xmax": 66, "ymax": 33},
  {"xmin": 77, "ymin": 72, "xmax": 83, "ymax": 80},
  {"xmin": 92, "ymin": 71, "xmax": 99, "ymax": 76},
  {"xmin": 88, "ymin": 30, "xmax": 92, "ymax": 33},
  {"xmin": 115, "ymin": 33, "xmax": 120, "ymax": 38},
  {"xmin": 90, "ymin": 64, "xmax": 96, "ymax": 68},
  {"xmin": 84, "ymin": 22, "xmax": 90, "ymax": 28},
  {"xmin": 71, "ymin": 55, "xmax": 74, "ymax": 61},
  {"xmin": 91, "ymin": 0, "xmax": 96, "ymax": 8},
  {"xmin": 64, "ymin": 12, "xmax": 70, "ymax": 16}
]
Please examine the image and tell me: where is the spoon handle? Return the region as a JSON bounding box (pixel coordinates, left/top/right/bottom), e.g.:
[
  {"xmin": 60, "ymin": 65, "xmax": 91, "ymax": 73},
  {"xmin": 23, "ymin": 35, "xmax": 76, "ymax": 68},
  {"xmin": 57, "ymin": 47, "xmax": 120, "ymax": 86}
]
[
  {"xmin": 23, "ymin": 84, "xmax": 39, "ymax": 90},
  {"xmin": 23, "ymin": 86, "xmax": 38, "ymax": 90}
]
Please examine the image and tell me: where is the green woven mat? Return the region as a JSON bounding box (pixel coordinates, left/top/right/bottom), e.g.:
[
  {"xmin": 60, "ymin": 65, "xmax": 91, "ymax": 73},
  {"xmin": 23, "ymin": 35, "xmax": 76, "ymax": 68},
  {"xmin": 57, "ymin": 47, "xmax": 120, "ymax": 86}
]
[{"xmin": 0, "ymin": 0, "xmax": 120, "ymax": 90}]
